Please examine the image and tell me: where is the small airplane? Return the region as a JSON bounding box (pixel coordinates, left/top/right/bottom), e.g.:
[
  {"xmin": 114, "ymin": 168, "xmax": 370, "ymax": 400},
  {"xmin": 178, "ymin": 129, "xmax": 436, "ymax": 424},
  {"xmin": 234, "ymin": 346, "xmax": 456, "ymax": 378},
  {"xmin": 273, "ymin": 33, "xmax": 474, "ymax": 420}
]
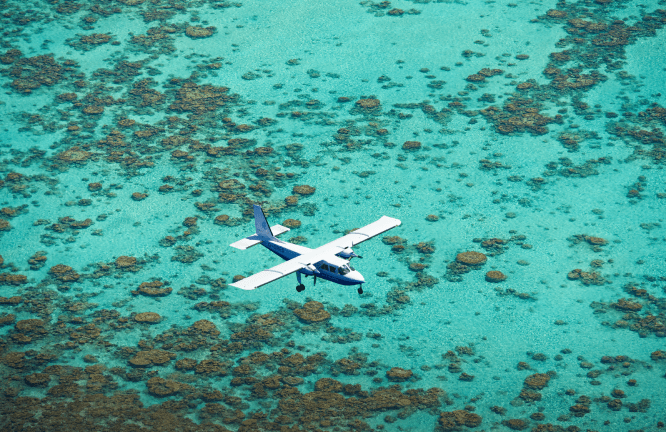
[{"xmin": 229, "ymin": 205, "xmax": 401, "ymax": 294}]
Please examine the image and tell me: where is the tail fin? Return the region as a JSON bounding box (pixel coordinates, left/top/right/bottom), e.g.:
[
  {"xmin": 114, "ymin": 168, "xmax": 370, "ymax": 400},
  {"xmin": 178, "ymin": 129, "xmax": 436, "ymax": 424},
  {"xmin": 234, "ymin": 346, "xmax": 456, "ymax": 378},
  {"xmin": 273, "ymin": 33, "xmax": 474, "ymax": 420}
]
[{"xmin": 254, "ymin": 205, "xmax": 274, "ymax": 238}]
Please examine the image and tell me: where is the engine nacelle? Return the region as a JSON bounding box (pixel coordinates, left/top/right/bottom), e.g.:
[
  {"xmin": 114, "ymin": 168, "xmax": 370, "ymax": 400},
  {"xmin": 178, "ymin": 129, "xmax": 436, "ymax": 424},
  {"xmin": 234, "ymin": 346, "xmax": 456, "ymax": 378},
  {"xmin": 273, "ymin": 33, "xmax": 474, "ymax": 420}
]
[
  {"xmin": 337, "ymin": 247, "xmax": 360, "ymax": 259},
  {"xmin": 305, "ymin": 263, "xmax": 320, "ymax": 273}
]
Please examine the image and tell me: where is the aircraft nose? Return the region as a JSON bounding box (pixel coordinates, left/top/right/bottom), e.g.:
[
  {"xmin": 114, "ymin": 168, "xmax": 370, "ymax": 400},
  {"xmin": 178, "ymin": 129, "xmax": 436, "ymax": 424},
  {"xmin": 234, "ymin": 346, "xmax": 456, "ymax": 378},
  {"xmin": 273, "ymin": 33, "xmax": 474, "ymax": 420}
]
[{"xmin": 354, "ymin": 271, "xmax": 365, "ymax": 283}]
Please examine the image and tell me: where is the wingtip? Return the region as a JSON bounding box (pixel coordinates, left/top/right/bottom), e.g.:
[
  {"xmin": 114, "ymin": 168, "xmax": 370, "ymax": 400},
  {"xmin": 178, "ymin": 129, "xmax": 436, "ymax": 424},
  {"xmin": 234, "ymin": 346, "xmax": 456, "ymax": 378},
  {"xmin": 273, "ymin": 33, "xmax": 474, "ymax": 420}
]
[
  {"xmin": 383, "ymin": 215, "xmax": 401, "ymax": 226},
  {"xmin": 230, "ymin": 282, "xmax": 256, "ymax": 290}
]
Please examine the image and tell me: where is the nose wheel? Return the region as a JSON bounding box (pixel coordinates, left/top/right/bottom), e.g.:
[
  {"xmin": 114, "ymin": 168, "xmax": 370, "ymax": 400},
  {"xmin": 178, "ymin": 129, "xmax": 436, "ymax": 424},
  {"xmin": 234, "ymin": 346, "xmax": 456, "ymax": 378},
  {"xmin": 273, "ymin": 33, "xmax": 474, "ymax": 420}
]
[{"xmin": 357, "ymin": 286, "xmax": 363, "ymax": 295}]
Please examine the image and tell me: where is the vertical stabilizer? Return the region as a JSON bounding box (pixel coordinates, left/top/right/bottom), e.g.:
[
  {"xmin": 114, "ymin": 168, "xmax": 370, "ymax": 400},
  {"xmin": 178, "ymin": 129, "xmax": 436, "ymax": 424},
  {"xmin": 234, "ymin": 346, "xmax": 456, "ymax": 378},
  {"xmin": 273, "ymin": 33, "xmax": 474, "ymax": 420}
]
[{"xmin": 253, "ymin": 205, "xmax": 274, "ymax": 238}]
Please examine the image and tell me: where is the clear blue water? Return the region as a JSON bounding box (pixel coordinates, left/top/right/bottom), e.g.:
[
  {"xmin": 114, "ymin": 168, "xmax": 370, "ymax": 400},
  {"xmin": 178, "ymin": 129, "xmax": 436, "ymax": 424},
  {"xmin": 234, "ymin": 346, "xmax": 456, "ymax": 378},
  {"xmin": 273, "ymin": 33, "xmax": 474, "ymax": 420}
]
[{"xmin": 1, "ymin": 0, "xmax": 665, "ymax": 430}]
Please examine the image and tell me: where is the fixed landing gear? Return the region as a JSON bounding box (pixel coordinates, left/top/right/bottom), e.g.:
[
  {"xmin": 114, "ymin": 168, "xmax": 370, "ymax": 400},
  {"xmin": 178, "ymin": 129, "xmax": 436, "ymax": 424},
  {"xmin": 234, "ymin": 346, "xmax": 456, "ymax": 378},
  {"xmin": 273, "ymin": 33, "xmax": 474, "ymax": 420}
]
[
  {"xmin": 296, "ymin": 272, "xmax": 305, "ymax": 292},
  {"xmin": 357, "ymin": 286, "xmax": 363, "ymax": 295}
]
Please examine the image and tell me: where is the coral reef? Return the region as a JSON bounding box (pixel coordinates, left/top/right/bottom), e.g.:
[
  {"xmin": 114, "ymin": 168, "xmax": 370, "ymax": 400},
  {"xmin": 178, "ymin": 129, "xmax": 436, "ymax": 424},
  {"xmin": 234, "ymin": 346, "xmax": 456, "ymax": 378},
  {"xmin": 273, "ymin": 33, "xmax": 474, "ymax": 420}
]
[{"xmin": 293, "ymin": 301, "xmax": 331, "ymax": 323}]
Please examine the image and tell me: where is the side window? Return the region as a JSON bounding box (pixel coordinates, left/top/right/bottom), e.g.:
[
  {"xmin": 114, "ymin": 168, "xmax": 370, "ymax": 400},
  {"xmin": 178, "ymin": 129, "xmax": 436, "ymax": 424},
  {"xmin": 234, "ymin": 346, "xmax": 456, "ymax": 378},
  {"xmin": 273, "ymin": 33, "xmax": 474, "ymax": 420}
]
[
  {"xmin": 321, "ymin": 264, "xmax": 329, "ymax": 271},
  {"xmin": 330, "ymin": 267, "xmax": 337, "ymax": 274}
]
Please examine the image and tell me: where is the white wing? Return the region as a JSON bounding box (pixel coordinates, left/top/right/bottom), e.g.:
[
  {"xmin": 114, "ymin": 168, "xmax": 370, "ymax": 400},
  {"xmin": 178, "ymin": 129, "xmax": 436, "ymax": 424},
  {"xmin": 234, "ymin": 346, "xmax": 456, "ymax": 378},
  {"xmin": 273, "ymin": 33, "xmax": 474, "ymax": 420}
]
[
  {"xmin": 230, "ymin": 216, "xmax": 401, "ymax": 290},
  {"xmin": 230, "ymin": 258, "xmax": 306, "ymax": 290},
  {"xmin": 317, "ymin": 216, "xmax": 402, "ymax": 252}
]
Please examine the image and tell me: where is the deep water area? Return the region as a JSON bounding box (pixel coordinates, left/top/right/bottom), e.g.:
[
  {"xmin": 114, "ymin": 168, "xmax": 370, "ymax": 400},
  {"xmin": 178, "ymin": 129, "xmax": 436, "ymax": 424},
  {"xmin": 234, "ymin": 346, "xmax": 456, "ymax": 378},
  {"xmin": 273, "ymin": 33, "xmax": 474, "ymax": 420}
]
[{"xmin": 1, "ymin": 0, "xmax": 666, "ymax": 431}]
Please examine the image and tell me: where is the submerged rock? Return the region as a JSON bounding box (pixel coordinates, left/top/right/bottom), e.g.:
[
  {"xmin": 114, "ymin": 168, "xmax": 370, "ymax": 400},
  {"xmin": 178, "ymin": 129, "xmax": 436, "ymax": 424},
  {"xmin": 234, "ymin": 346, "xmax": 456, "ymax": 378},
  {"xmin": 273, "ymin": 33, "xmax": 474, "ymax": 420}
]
[
  {"xmin": 133, "ymin": 280, "xmax": 172, "ymax": 297},
  {"xmin": 315, "ymin": 378, "xmax": 343, "ymax": 392},
  {"xmin": 48, "ymin": 264, "xmax": 79, "ymax": 282},
  {"xmin": 134, "ymin": 312, "xmax": 161, "ymax": 323},
  {"xmin": 293, "ymin": 301, "xmax": 331, "ymax": 323},
  {"xmin": 190, "ymin": 319, "xmax": 220, "ymax": 336},
  {"xmin": 214, "ymin": 214, "xmax": 230, "ymax": 225},
  {"xmin": 175, "ymin": 358, "xmax": 197, "ymax": 371},
  {"xmin": 15, "ymin": 319, "xmax": 44, "ymax": 333},
  {"xmin": 185, "ymin": 26, "xmax": 215, "ymax": 38},
  {"xmin": 386, "ymin": 367, "xmax": 413, "ymax": 382},
  {"xmin": 195, "ymin": 359, "xmax": 224, "ymax": 374},
  {"xmin": 356, "ymin": 98, "xmax": 380, "ymax": 109},
  {"xmin": 57, "ymin": 147, "xmax": 93, "ymax": 163},
  {"xmin": 402, "ymin": 141, "xmax": 421, "ymax": 151},
  {"xmin": 0, "ymin": 296, "xmax": 21, "ymax": 305},
  {"xmin": 439, "ymin": 410, "xmax": 482, "ymax": 430},
  {"xmin": 485, "ymin": 270, "xmax": 507, "ymax": 282},
  {"xmin": 524, "ymin": 373, "xmax": 551, "ymax": 390},
  {"xmin": 146, "ymin": 377, "xmax": 192, "ymax": 396},
  {"xmin": 131, "ymin": 192, "xmax": 147, "ymax": 201},
  {"xmin": 455, "ymin": 251, "xmax": 487, "ymax": 266},
  {"xmin": 25, "ymin": 372, "xmax": 50, "ymax": 387},
  {"xmin": 0, "ymin": 219, "xmax": 10, "ymax": 231},
  {"xmin": 282, "ymin": 219, "xmax": 301, "ymax": 228},
  {"xmin": 115, "ymin": 256, "xmax": 137, "ymax": 268},
  {"xmin": 0, "ymin": 273, "xmax": 27, "ymax": 286},
  {"xmin": 129, "ymin": 349, "xmax": 175, "ymax": 367},
  {"xmin": 293, "ymin": 185, "xmax": 316, "ymax": 195},
  {"xmin": 612, "ymin": 298, "xmax": 642, "ymax": 312}
]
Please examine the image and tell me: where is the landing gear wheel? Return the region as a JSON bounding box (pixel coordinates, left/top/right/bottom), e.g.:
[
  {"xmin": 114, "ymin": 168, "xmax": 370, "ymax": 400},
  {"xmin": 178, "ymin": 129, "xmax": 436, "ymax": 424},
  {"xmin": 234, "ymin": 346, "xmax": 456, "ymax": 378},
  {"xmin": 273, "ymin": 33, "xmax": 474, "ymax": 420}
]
[
  {"xmin": 296, "ymin": 284, "xmax": 305, "ymax": 292},
  {"xmin": 357, "ymin": 287, "xmax": 363, "ymax": 295}
]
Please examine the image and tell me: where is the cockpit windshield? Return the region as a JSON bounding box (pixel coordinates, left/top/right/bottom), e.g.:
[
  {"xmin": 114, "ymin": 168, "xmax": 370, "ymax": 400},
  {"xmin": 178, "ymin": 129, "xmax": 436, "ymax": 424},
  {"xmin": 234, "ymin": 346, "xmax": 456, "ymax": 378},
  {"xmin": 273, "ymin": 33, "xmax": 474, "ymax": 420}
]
[{"xmin": 339, "ymin": 265, "xmax": 350, "ymax": 275}]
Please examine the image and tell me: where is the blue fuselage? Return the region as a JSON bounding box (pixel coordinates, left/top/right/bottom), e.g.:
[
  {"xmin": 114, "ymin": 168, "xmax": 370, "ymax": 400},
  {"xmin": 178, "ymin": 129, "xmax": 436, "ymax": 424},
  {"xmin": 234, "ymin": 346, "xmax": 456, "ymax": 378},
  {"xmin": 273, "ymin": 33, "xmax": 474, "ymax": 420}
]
[{"xmin": 261, "ymin": 241, "xmax": 361, "ymax": 286}]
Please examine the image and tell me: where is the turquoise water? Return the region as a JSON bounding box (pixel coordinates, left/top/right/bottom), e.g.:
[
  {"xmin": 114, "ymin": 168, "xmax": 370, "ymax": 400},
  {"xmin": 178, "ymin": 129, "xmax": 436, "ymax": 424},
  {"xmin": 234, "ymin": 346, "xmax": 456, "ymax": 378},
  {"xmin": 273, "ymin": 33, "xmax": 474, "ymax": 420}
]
[{"xmin": 1, "ymin": 0, "xmax": 665, "ymax": 430}]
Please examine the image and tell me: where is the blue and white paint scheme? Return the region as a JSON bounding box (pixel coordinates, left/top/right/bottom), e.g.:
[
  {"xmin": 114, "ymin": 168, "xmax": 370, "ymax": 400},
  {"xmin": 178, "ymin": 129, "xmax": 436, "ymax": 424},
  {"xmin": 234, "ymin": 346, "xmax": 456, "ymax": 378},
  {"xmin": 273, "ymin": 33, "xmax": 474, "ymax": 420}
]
[{"xmin": 230, "ymin": 205, "xmax": 401, "ymax": 294}]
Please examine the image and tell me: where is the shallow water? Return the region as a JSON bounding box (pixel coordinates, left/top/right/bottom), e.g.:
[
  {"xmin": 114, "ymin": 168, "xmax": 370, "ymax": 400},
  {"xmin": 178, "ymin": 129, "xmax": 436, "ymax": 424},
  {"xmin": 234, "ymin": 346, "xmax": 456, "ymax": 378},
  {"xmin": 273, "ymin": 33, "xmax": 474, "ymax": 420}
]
[{"xmin": 1, "ymin": 0, "xmax": 665, "ymax": 431}]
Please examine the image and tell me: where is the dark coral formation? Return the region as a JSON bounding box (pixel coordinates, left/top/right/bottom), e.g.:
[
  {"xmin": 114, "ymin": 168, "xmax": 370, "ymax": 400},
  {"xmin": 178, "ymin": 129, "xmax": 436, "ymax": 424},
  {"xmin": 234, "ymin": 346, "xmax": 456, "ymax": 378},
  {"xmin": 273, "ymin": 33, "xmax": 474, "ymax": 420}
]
[
  {"xmin": 293, "ymin": 301, "xmax": 331, "ymax": 323},
  {"xmin": 455, "ymin": 251, "xmax": 487, "ymax": 266}
]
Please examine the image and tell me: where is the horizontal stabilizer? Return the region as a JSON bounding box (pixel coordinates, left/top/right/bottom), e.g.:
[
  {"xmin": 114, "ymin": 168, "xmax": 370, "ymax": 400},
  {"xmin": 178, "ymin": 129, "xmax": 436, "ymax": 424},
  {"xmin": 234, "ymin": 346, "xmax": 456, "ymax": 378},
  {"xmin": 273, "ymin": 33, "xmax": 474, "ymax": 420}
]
[
  {"xmin": 229, "ymin": 224, "xmax": 290, "ymax": 250},
  {"xmin": 270, "ymin": 224, "xmax": 290, "ymax": 237}
]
